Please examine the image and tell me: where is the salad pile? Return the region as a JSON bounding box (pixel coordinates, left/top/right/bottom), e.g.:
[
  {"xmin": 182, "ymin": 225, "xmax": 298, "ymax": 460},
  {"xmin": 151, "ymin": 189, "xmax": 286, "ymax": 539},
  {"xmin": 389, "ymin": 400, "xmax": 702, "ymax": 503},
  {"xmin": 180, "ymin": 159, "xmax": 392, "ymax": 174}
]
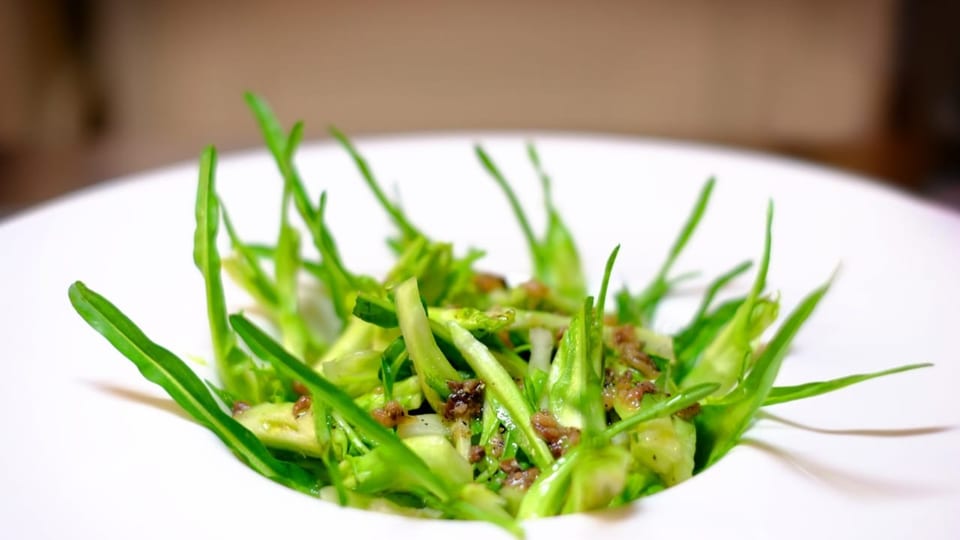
[{"xmin": 68, "ymin": 94, "xmax": 928, "ymax": 536}]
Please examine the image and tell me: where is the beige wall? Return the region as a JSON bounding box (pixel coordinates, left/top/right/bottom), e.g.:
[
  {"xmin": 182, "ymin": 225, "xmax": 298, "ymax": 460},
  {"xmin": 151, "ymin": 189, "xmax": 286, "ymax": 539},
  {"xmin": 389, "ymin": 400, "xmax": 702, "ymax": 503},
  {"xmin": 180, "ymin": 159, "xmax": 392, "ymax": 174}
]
[
  {"xmin": 98, "ymin": 1, "xmax": 894, "ymax": 145},
  {"xmin": 1, "ymin": 0, "xmax": 898, "ymax": 207}
]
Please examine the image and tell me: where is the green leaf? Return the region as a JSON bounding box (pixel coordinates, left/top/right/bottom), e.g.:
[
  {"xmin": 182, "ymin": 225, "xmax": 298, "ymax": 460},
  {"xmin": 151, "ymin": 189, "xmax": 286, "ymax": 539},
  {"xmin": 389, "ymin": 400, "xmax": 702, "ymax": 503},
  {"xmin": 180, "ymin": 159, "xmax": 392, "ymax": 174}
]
[
  {"xmin": 205, "ymin": 380, "xmax": 238, "ymax": 410},
  {"xmin": 763, "ymin": 363, "xmax": 932, "ymax": 406},
  {"xmin": 673, "ymin": 297, "xmax": 744, "ymax": 382},
  {"xmin": 193, "ymin": 146, "xmax": 264, "ymax": 403},
  {"xmin": 244, "ymin": 243, "xmax": 326, "ymax": 280},
  {"xmin": 244, "ymin": 92, "xmax": 316, "ymax": 224},
  {"xmin": 320, "ymin": 349, "xmax": 384, "ymax": 397},
  {"xmin": 590, "ymin": 246, "xmax": 620, "ymax": 413},
  {"xmin": 547, "ymin": 298, "xmax": 605, "ymax": 437},
  {"xmin": 626, "ymin": 416, "xmax": 697, "ymax": 487},
  {"xmin": 695, "ymin": 278, "xmax": 831, "ymax": 470},
  {"xmin": 655, "ymin": 178, "xmax": 715, "ymax": 290},
  {"xmin": 677, "ymin": 296, "xmax": 779, "ymax": 388},
  {"xmin": 681, "ymin": 259, "xmax": 753, "ymax": 339},
  {"xmin": 516, "ymin": 446, "xmax": 581, "ymax": 519},
  {"xmin": 429, "ymin": 307, "xmax": 516, "ymax": 337},
  {"xmin": 234, "ymin": 402, "xmax": 326, "ymax": 457},
  {"xmin": 68, "ymin": 282, "xmax": 318, "ymax": 495},
  {"xmin": 315, "ymin": 193, "xmax": 351, "ymax": 280},
  {"xmin": 220, "ymin": 203, "xmax": 279, "ymax": 309},
  {"xmin": 352, "ymin": 294, "xmax": 399, "ymax": 328},
  {"xmin": 275, "ymin": 188, "xmax": 309, "ymax": 358},
  {"xmin": 329, "ymin": 127, "xmax": 422, "ymax": 246},
  {"xmin": 394, "ymin": 278, "xmax": 461, "ymax": 409},
  {"xmin": 379, "ymin": 354, "xmax": 396, "ymax": 402},
  {"xmin": 620, "ymin": 178, "xmax": 715, "ymax": 325},
  {"xmin": 342, "ymin": 435, "xmax": 470, "ymax": 493},
  {"xmin": 384, "ymin": 239, "xmax": 462, "ymax": 305},
  {"xmin": 528, "ymin": 143, "xmax": 587, "ymax": 303},
  {"xmin": 309, "ymin": 191, "xmax": 357, "ymax": 323},
  {"xmin": 354, "ymin": 376, "xmax": 423, "ymax": 412},
  {"xmin": 441, "ymin": 247, "xmax": 488, "ymax": 307},
  {"xmin": 681, "ymin": 201, "xmax": 774, "ymax": 395},
  {"xmin": 595, "ymin": 244, "xmax": 621, "ymax": 320},
  {"xmin": 314, "ymin": 317, "xmax": 378, "ymax": 367},
  {"xmin": 562, "ymin": 445, "xmax": 632, "ymax": 514},
  {"xmin": 476, "ymin": 145, "xmax": 540, "ymax": 270}
]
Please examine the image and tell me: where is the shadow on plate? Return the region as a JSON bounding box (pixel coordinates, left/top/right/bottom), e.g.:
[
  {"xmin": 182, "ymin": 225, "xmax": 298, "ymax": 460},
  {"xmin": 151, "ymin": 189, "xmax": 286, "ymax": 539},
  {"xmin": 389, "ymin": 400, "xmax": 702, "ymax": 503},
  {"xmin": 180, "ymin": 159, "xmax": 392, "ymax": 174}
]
[
  {"xmin": 759, "ymin": 410, "xmax": 954, "ymax": 437},
  {"xmin": 86, "ymin": 380, "xmax": 193, "ymax": 423},
  {"xmin": 741, "ymin": 437, "xmax": 953, "ymax": 498}
]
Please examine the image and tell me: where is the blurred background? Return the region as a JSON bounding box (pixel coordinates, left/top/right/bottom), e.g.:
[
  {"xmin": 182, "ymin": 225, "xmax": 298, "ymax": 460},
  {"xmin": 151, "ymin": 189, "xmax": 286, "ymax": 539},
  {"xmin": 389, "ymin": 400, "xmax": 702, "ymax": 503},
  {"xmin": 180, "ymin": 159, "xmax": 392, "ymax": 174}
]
[{"xmin": 1, "ymin": 0, "xmax": 959, "ymax": 217}]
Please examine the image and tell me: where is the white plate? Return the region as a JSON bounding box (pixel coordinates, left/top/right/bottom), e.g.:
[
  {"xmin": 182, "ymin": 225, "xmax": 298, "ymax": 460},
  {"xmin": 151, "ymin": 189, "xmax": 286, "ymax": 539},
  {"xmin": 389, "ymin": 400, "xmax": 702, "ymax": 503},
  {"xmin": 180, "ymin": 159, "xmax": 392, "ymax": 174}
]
[{"xmin": 1, "ymin": 134, "xmax": 958, "ymax": 540}]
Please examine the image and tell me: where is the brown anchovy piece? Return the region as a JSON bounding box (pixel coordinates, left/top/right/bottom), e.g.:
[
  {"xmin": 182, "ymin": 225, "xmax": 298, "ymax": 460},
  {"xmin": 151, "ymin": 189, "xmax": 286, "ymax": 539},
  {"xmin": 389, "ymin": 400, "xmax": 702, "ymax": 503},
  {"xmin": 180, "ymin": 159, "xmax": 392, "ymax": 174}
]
[
  {"xmin": 611, "ymin": 325, "xmax": 660, "ymax": 379},
  {"xmin": 499, "ymin": 458, "xmax": 540, "ymax": 490},
  {"xmin": 473, "ymin": 272, "xmax": 508, "ymax": 293},
  {"xmin": 292, "ymin": 395, "xmax": 312, "ymax": 418},
  {"xmin": 231, "ymin": 401, "xmax": 251, "ymax": 417},
  {"xmin": 603, "ymin": 369, "xmax": 658, "ymax": 410},
  {"xmin": 443, "ymin": 379, "xmax": 485, "ymax": 420},
  {"xmin": 291, "ymin": 380, "xmax": 310, "ymax": 397},
  {"xmin": 531, "ymin": 410, "xmax": 582, "ymax": 458},
  {"xmin": 675, "ymin": 402, "xmax": 702, "ymax": 421},
  {"xmin": 469, "ymin": 445, "xmax": 486, "ymax": 464},
  {"xmin": 371, "ymin": 400, "xmax": 406, "ymax": 428}
]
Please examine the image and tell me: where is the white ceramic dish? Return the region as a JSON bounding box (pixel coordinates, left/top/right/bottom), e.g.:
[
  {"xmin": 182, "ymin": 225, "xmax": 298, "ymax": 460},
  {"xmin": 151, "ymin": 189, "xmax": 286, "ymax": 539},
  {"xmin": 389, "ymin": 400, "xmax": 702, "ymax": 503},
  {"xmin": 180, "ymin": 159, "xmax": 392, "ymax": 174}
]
[{"xmin": 1, "ymin": 134, "xmax": 958, "ymax": 539}]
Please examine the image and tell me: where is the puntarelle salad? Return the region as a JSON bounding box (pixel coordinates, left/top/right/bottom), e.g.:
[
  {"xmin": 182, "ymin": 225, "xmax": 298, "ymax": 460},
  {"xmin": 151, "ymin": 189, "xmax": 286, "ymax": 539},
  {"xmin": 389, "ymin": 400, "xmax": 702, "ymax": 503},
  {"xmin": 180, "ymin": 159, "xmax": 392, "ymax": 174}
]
[{"xmin": 69, "ymin": 94, "xmax": 929, "ymax": 537}]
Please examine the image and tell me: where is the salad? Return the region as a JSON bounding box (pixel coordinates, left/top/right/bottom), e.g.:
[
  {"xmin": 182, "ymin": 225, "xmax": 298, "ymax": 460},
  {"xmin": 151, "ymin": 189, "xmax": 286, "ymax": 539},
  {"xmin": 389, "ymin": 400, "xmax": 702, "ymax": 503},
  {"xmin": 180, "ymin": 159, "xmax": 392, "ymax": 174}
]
[{"xmin": 68, "ymin": 94, "xmax": 928, "ymax": 536}]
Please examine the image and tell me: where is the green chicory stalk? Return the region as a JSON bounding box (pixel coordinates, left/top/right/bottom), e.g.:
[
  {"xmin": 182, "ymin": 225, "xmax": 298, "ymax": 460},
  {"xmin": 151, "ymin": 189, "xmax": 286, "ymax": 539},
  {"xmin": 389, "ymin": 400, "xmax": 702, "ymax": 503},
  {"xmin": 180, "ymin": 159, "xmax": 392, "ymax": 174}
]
[{"xmin": 68, "ymin": 93, "xmax": 931, "ymax": 537}]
